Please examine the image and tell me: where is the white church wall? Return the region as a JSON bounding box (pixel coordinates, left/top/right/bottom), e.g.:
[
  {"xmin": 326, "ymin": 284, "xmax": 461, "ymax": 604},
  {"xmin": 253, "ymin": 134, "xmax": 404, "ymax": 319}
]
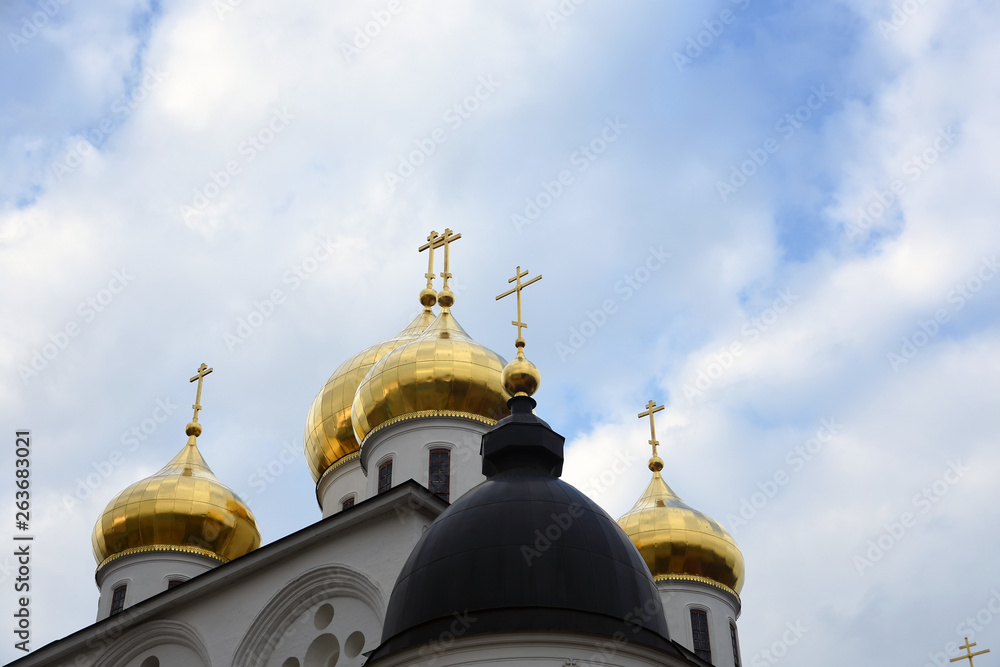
[
  {"xmin": 95, "ymin": 551, "xmax": 218, "ymax": 620},
  {"xmin": 366, "ymin": 631, "xmax": 700, "ymax": 667},
  {"xmin": 92, "ymin": 619, "xmax": 211, "ymax": 667},
  {"xmin": 658, "ymin": 579, "xmax": 742, "ymax": 667},
  {"xmin": 259, "ymin": 594, "xmax": 379, "ymax": 667},
  {"xmin": 154, "ymin": 489, "xmax": 436, "ymax": 667},
  {"xmin": 2, "ymin": 487, "xmax": 443, "ymax": 667},
  {"xmin": 316, "ymin": 454, "xmax": 365, "ymax": 517},
  {"xmin": 121, "ymin": 645, "xmax": 208, "ymax": 667},
  {"xmin": 359, "ymin": 417, "xmax": 490, "ymax": 501}
]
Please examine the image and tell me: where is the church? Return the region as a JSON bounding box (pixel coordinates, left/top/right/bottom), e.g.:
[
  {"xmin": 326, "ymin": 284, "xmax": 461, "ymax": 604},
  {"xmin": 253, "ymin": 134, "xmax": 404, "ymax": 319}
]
[{"xmin": 13, "ymin": 229, "xmax": 746, "ymax": 667}]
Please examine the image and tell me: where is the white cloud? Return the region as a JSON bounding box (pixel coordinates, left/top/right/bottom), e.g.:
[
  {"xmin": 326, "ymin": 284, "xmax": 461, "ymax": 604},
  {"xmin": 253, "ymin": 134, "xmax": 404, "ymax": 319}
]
[{"xmin": 2, "ymin": 0, "xmax": 999, "ymax": 664}]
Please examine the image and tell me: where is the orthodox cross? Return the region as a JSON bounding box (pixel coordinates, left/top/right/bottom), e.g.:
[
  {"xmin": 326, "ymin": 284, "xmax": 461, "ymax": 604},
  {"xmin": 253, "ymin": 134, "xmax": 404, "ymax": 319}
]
[
  {"xmin": 189, "ymin": 363, "xmax": 214, "ymax": 423},
  {"xmin": 437, "ymin": 228, "xmax": 461, "ymax": 293},
  {"xmin": 638, "ymin": 399, "xmax": 666, "ymax": 459},
  {"xmin": 495, "ymin": 266, "xmax": 542, "ymax": 347},
  {"xmin": 951, "ymin": 638, "xmax": 990, "ymax": 666},
  {"xmin": 418, "ymin": 230, "xmax": 441, "ymax": 292}
]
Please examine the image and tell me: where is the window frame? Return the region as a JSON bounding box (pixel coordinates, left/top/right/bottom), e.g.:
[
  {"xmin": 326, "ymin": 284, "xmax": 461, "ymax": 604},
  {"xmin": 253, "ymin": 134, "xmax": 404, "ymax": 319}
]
[
  {"xmin": 690, "ymin": 607, "xmax": 712, "ymax": 663},
  {"xmin": 377, "ymin": 459, "xmax": 393, "ymax": 495},
  {"xmin": 110, "ymin": 583, "xmax": 128, "ymax": 616},
  {"xmin": 428, "ymin": 448, "xmax": 451, "ymax": 502},
  {"xmin": 730, "ymin": 620, "xmax": 741, "ymax": 667}
]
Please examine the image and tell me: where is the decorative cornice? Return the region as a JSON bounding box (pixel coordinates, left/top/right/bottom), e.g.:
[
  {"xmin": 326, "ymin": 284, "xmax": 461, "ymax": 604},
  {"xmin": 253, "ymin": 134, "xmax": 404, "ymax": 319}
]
[
  {"xmin": 96, "ymin": 544, "xmax": 227, "ymax": 574},
  {"xmin": 314, "ymin": 450, "xmax": 362, "ymax": 507},
  {"xmin": 653, "ymin": 573, "xmax": 741, "ymax": 602},
  {"xmin": 358, "ymin": 410, "xmax": 498, "ymax": 473},
  {"xmin": 361, "ymin": 410, "xmax": 497, "ymax": 447}
]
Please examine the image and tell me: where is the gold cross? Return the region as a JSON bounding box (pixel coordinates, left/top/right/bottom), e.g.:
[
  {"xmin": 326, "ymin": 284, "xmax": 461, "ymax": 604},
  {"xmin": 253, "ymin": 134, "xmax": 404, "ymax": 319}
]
[
  {"xmin": 189, "ymin": 363, "xmax": 213, "ymax": 423},
  {"xmin": 418, "ymin": 230, "xmax": 441, "ymax": 291},
  {"xmin": 496, "ymin": 266, "xmax": 542, "ymax": 346},
  {"xmin": 638, "ymin": 399, "xmax": 666, "ymax": 459},
  {"xmin": 951, "ymin": 637, "xmax": 990, "ymax": 666},
  {"xmin": 437, "ymin": 228, "xmax": 461, "ymax": 293}
]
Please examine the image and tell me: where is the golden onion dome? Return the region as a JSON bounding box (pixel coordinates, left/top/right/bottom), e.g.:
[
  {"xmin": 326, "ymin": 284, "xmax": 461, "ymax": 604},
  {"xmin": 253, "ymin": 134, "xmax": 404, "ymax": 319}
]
[
  {"xmin": 92, "ymin": 427, "xmax": 261, "ymax": 570},
  {"xmin": 351, "ymin": 308, "xmax": 511, "ymax": 445},
  {"xmin": 617, "ymin": 461, "xmax": 745, "ymax": 595},
  {"xmin": 304, "ymin": 306, "xmax": 436, "ymax": 482}
]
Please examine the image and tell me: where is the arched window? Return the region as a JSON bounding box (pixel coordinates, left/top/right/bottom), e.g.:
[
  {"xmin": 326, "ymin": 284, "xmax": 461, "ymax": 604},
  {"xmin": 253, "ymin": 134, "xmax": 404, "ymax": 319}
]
[
  {"xmin": 428, "ymin": 449, "xmax": 451, "ymax": 502},
  {"xmin": 342, "ymin": 496, "xmax": 355, "ymax": 510},
  {"xmin": 377, "ymin": 460, "xmax": 393, "ymax": 494},
  {"xmin": 167, "ymin": 579, "xmax": 185, "ymax": 590},
  {"xmin": 110, "ymin": 584, "xmax": 127, "ymax": 616},
  {"xmin": 690, "ymin": 608, "xmax": 711, "ymax": 662},
  {"xmin": 731, "ymin": 620, "xmax": 742, "ymax": 667}
]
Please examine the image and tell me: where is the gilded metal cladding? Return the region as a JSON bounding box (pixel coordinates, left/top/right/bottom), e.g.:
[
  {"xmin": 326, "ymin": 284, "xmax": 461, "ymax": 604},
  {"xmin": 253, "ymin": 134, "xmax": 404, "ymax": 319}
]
[
  {"xmin": 352, "ymin": 310, "xmax": 511, "ymax": 444},
  {"xmin": 92, "ymin": 435, "xmax": 261, "ymax": 568},
  {"xmin": 617, "ymin": 471, "xmax": 745, "ymax": 594},
  {"xmin": 303, "ymin": 308, "xmax": 436, "ymax": 482},
  {"xmin": 502, "ymin": 347, "xmax": 541, "ymax": 397},
  {"xmin": 363, "ymin": 410, "xmax": 498, "ymax": 444}
]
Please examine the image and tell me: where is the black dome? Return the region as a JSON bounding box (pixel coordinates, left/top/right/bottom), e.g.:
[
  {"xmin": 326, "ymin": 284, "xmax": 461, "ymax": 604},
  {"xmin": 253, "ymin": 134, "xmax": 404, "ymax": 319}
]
[{"xmin": 368, "ymin": 396, "xmax": 671, "ymax": 662}]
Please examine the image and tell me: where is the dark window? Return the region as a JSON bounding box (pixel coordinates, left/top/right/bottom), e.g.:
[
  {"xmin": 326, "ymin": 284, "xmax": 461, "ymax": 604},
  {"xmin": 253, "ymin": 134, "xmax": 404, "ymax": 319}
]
[
  {"xmin": 377, "ymin": 460, "xmax": 392, "ymax": 494},
  {"xmin": 167, "ymin": 579, "xmax": 184, "ymax": 590},
  {"xmin": 691, "ymin": 609, "xmax": 711, "ymax": 662},
  {"xmin": 731, "ymin": 621, "xmax": 741, "ymax": 667},
  {"xmin": 428, "ymin": 449, "xmax": 451, "ymax": 502},
  {"xmin": 110, "ymin": 584, "xmax": 127, "ymax": 616},
  {"xmin": 342, "ymin": 497, "xmax": 355, "ymax": 510}
]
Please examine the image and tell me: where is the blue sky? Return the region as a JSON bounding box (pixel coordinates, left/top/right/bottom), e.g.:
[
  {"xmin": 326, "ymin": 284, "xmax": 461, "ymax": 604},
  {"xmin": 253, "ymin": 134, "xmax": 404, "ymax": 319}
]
[{"xmin": 2, "ymin": 1, "xmax": 1000, "ymax": 665}]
